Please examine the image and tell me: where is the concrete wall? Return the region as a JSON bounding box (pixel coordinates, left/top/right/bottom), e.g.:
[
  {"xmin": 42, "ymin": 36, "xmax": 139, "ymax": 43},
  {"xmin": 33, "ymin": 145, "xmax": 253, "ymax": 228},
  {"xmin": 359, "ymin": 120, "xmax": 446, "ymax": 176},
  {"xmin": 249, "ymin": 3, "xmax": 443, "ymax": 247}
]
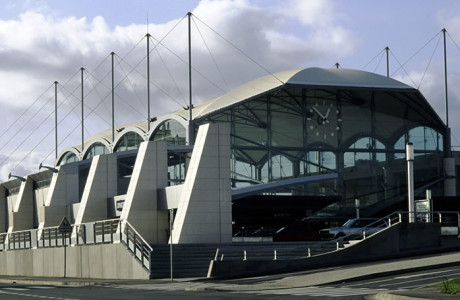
[
  {"xmin": 74, "ymin": 154, "xmax": 118, "ymax": 225},
  {"xmin": 171, "ymin": 123, "xmax": 232, "ymax": 244},
  {"xmin": 120, "ymin": 141, "xmax": 169, "ymax": 244},
  {"xmin": 0, "ymin": 186, "xmax": 5, "ymax": 232},
  {"xmin": 0, "ymin": 243, "xmax": 149, "ymax": 279},
  {"xmin": 209, "ymin": 223, "xmax": 444, "ymax": 278},
  {"xmin": 42, "ymin": 169, "xmax": 69, "ymax": 228},
  {"xmin": 10, "ymin": 178, "xmax": 34, "ymax": 232}
]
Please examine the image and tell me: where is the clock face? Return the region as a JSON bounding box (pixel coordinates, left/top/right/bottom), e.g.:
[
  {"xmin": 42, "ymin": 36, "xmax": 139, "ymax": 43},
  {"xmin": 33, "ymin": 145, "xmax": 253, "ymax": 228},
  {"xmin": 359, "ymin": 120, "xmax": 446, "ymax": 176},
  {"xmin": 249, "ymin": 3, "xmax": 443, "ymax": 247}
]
[{"xmin": 307, "ymin": 100, "xmax": 341, "ymax": 141}]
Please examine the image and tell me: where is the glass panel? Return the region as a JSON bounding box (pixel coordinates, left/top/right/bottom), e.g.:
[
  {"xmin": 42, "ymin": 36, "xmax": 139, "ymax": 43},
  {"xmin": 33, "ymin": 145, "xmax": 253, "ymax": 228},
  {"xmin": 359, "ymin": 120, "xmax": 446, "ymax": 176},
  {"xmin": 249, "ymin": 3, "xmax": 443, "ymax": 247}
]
[
  {"xmin": 83, "ymin": 143, "xmax": 109, "ymax": 160},
  {"xmin": 115, "ymin": 132, "xmax": 143, "ymax": 152},
  {"xmin": 58, "ymin": 152, "xmax": 78, "ymax": 166},
  {"xmin": 152, "ymin": 119, "xmax": 186, "ymax": 145}
]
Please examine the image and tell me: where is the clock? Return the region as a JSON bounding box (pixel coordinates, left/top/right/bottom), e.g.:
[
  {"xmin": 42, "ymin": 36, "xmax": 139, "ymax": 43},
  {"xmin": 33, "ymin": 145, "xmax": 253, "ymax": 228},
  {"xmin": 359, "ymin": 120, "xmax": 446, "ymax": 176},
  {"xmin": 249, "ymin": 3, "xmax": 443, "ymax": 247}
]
[{"xmin": 307, "ymin": 100, "xmax": 341, "ymax": 141}]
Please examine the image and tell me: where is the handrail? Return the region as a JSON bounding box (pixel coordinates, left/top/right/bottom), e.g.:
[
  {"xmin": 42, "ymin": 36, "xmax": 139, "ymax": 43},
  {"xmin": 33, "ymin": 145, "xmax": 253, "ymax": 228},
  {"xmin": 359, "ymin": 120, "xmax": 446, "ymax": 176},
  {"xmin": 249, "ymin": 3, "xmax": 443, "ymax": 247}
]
[
  {"xmin": 121, "ymin": 219, "xmax": 153, "ymax": 252},
  {"xmin": 0, "ymin": 218, "xmax": 153, "ymax": 274},
  {"xmin": 119, "ymin": 219, "xmax": 152, "ymax": 272},
  {"xmin": 335, "ymin": 210, "xmax": 460, "ymax": 246}
]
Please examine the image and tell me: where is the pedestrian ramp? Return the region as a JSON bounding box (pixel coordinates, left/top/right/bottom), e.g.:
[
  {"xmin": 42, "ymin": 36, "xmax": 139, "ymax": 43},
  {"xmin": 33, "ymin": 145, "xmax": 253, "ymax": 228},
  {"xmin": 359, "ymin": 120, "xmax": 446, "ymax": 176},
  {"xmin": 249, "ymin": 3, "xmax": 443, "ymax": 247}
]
[{"xmin": 149, "ymin": 241, "xmax": 338, "ymax": 278}]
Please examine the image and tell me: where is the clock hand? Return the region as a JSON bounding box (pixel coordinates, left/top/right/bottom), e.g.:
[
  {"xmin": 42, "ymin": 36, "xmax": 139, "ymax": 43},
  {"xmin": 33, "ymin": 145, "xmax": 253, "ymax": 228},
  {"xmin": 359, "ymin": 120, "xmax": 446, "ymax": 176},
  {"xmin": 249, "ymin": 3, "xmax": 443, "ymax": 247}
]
[
  {"xmin": 325, "ymin": 107, "xmax": 331, "ymax": 119},
  {"xmin": 312, "ymin": 106, "xmax": 325, "ymax": 119}
]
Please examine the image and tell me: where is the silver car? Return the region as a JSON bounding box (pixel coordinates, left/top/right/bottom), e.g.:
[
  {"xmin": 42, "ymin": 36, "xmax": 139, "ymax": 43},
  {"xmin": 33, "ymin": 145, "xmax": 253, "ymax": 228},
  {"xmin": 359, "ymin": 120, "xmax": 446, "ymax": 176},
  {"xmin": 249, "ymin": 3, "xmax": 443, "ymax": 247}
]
[{"xmin": 319, "ymin": 218, "xmax": 388, "ymax": 240}]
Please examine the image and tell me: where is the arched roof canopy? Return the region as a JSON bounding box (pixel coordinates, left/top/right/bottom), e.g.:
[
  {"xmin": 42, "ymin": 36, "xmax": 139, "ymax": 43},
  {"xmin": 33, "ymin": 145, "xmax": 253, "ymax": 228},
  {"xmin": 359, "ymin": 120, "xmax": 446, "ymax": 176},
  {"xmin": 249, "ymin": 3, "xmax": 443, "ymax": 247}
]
[
  {"xmin": 148, "ymin": 114, "xmax": 188, "ymax": 145},
  {"xmin": 82, "ymin": 139, "xmax": 111, "ymax": 160},
  {"xmin": 113, "ymin": 127, "xmax": 147, "ymax": 152},
  {"xmin": 185, "ymin": 68, "xmax": 445, "ymax": 133},
  {"xmin": 56, "ymin": 148, "xmax": 81, "ymax": 166}
]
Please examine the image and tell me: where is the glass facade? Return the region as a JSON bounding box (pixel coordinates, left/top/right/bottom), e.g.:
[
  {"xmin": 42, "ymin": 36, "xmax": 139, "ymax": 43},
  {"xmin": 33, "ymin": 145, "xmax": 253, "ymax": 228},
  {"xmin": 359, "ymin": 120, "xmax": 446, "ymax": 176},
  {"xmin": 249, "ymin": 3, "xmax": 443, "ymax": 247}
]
[
  {"xmin": 152, "ymin": 120, "xmax": 187, "ymax": 186},
  {"xmin": 114, "ymin": 132, "xmax": 144, "ymax": 152},
  {"xmin": 194, "ymin": 85, "xmax": 447, "ymax": 215},
  {"xmin": 151, "ymin": 120, "xmax": 187, "ymax": 145},
  {"xmin": 83, "ymin": 142, "xmax": 109, "ymax": 160},
  {"xmin": 57, "ymin": 151, "xmax": 78, "ymax": 166}
]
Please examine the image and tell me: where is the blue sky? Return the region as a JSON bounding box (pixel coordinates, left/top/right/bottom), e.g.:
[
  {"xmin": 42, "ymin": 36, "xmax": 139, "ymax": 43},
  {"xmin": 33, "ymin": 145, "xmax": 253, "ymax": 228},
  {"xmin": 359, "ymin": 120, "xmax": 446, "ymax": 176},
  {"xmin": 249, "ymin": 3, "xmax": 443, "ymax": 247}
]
[{"xmin": 0, "ymin": 0, "xmax": 460, "ymax": 179}]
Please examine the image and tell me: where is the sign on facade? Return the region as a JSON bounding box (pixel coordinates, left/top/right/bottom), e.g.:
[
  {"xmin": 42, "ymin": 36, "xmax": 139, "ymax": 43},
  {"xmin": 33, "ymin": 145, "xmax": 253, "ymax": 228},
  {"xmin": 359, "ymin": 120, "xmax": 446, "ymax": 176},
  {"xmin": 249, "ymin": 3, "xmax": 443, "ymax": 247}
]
[{"xmin": 415, "ymin": 190, "xmax": 432, "ymax": 223}]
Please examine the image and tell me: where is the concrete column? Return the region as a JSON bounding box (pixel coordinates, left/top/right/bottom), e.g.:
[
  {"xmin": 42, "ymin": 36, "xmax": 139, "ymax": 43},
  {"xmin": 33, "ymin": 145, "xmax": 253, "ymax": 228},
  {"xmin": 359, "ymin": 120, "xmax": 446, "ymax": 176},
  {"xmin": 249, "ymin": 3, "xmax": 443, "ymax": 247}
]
[
  {"xmin": 74, "ymin": 154, "xmax": 118, "ymax": 225},
  {"xmin": 444, "ymin": 157, "xmax": 456, "ymax": 196},
  {"xmin": 171, "ymin": 123, "xmax": 232, "ymax": 244},
  {"xmin": 120, "ymin": 141, "xmax": 169, "ymax": 244},
  {"xmin": 0, "ymin": 185, "xmax": 5, "ymax": 233},
  {"xmin": 10, "ymin": 177, "xmax": 34, "ymax": 232}
]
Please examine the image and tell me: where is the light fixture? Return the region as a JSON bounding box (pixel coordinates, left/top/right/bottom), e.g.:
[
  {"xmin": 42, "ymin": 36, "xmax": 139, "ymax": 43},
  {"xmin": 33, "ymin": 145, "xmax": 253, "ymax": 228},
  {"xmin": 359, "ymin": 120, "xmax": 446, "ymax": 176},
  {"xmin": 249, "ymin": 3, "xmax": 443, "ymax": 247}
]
[
  {"xmin": 39, "ymin": 162, "xmax": 58, "ymax": 173},
  {"xmin": 8, "ymin": 173, "xmax": 25, "ymax": 182}
]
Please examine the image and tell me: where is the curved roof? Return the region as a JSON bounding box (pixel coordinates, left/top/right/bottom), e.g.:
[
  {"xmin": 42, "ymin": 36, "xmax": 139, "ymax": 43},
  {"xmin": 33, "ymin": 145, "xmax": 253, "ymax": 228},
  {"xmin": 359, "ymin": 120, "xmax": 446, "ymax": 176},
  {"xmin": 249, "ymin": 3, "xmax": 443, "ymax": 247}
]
[{"xmin": 176, "ymin": 67, "xmax": 415, "ymax": 121}]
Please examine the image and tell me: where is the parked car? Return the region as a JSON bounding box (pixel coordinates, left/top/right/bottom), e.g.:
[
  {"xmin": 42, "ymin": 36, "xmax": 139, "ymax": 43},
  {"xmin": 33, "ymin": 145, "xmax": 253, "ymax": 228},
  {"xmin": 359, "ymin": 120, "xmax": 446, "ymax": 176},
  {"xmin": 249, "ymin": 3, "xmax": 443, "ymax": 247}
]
[
  {"xmin": 319, "ymin": 218, "xmax": 388, "ymax": 240},
  {"xmin": 273, "ymin": 216, "xmax": 347, "ymax": 241}
]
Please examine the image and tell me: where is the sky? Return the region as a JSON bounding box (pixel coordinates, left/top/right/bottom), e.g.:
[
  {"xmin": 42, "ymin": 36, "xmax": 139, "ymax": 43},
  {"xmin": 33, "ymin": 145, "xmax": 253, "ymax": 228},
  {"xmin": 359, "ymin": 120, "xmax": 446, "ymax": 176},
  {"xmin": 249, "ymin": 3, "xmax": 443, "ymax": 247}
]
[{"xmin": 1, "ymin": 0, "xmax": 460, "ymax": 181}]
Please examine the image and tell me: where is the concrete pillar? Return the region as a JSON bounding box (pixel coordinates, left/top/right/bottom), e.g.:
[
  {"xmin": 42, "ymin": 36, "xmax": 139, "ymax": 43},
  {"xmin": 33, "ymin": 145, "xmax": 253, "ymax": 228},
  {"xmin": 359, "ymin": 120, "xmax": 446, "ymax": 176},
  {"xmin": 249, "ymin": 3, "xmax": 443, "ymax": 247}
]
[
  {"xmin": 444, "ymin": 157, "xmax": 456, "ymax": 196},
  {"xmin": 171, "ymin": 123, "xmax": 232, "ymax": 244},
  {"xmin": 120, "ymin": 141, "xmax": 169, "ymax": 244},
  {"xmin": 0, "ymin": 185, "xmax": 5, "ymax": 233},
  {"xmin": 74, "ymin": 154, "xmax": 118, "ymax": 225},
  {"xmin": 10, "ymin": 177, "xmax": 34, "ymax": 232}
]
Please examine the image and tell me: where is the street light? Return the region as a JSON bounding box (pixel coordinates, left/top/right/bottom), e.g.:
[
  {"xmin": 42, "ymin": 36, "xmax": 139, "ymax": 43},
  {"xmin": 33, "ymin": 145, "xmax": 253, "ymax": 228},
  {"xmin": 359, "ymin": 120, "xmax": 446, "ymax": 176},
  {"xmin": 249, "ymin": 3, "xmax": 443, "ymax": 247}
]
[
  {"xmin": 8, "ymin": 173, "xmax": 25, "ymax": 182},
  {"xmin": 39, "ymin": 162, "xmax": 58, "ymax": 173}
]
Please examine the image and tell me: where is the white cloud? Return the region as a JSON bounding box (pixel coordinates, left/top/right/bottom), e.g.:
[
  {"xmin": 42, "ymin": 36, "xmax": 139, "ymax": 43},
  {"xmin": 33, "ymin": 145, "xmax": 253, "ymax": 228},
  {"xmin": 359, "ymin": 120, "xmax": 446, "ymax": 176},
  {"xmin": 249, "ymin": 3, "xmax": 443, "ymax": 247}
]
[{"xmin": 0, "ymin": 0, "xmax": 358, "ymax": 180}]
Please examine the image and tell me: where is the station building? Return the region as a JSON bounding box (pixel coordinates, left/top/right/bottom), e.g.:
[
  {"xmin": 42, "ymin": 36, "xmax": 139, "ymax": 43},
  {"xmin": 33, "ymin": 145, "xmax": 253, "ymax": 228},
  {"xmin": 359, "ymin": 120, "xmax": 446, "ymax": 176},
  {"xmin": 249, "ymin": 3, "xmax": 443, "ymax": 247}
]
[{"xmin": 0, "ymin": 67, "xmax": 455, "ymax": 247}]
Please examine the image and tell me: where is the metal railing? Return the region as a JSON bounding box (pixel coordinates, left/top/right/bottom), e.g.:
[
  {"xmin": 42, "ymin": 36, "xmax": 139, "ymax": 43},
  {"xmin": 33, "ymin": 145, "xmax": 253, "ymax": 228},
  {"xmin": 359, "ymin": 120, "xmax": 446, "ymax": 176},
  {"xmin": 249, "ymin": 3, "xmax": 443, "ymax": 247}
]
[
  {"xmin": 334, "ymin": 211, "xmax": 460, "ymax": 248},
  {"xmin": 37, "ymin": 224, "xmax": 86, "ymax": 248},
  {"xmin": 93, "ymin": 219, "xmax": 119, "ymax": 244},
  {"xmin": 0, "ymin": 218, "xmax": 152, "ymax": 273},
  {"xmin": 0, "ymin": 230, "xmax": 32, "ymax": 251},
  {"xmin": 119, "ymin": 220, "xmax": 152, "ymax": 271}
]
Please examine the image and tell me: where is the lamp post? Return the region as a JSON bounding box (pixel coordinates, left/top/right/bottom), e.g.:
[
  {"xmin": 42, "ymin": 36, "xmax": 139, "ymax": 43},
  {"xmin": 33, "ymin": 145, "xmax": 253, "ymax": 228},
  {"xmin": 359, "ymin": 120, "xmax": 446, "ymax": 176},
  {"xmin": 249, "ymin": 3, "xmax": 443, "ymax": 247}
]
[
  {"xmin": 406, "ymin": 143, "xmax": 415, "ymax": 223},
  {"xmin": 169, "ymin": 209, "xmax": 174, "ymax": 282}
]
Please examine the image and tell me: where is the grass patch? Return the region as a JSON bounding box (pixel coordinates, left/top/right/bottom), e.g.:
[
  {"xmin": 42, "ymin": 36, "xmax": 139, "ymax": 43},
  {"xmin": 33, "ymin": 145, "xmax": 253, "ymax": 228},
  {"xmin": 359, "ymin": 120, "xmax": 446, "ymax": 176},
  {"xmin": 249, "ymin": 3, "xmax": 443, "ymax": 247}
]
[{"xmin": 434, "ymin": 278, "xmax": 460, "ymax": 295}]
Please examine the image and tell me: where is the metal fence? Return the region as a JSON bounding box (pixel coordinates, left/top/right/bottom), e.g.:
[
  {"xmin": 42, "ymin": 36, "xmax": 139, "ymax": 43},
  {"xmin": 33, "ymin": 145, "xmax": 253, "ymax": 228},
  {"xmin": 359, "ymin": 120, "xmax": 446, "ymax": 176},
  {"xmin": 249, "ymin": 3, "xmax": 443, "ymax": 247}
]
[{"xmin": 0, "ymin": 218, "xmax": 152, "ymax": 273}]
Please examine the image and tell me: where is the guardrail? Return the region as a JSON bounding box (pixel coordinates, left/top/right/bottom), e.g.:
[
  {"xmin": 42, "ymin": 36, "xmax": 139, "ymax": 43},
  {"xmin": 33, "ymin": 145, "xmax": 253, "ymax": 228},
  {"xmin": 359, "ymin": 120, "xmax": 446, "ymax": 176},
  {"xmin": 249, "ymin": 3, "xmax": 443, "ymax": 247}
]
[
  {"xmin": 0, "ymin": 230, "xmax": 32, "ymax": 251},
  {"xmin": 333, "ymin": 211, "xmax": 460, "ymax": 248},
  {"xmin": 0, "ymin": 218, "xmax": 152, "ymax": 273},
  {"xmin": 37, "ymin": 224, "xmax": 86, "ymax": 248},
  {"xmin": 119, "ymin": 220, "xmax": 152, "ymax": 271}
]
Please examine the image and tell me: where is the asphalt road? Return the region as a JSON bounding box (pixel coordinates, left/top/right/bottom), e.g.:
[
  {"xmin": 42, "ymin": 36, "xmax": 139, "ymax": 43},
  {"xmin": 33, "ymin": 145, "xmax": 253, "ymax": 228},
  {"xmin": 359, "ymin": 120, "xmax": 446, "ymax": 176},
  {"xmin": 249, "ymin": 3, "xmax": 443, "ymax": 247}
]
[{"xmin": 0, "ymin": 265, "xmax": 459, "ymax": 299}]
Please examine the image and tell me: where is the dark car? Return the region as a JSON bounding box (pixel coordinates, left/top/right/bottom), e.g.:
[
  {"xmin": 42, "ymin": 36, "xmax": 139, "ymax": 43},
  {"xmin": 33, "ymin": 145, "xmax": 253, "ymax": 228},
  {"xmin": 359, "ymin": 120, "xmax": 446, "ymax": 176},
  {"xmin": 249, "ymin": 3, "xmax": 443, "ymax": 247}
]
[
  {"xmin": 319, "ymin": 218, "xmax": 388, "ymax": 240},
  {"xmin": 273, "ymin": 217, "xmax": 347, "ymax": 241}
]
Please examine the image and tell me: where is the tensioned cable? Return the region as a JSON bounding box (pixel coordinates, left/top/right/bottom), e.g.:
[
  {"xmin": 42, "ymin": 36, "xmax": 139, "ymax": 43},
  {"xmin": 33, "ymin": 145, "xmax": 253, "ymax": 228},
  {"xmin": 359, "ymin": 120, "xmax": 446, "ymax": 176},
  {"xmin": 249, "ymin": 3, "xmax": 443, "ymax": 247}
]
[
  {"xmin": 372, "ymin": 51, "xmax": 385, "ymax": 74},
  {"xmin": 361, "ymin": 48, "xmax": 386, "ymax": 71},
  {"xmin": 0, "ymin": 82, "xmax": 54, "ymax": 140},
  {"xmin": 114, "ymin": 54, "xmax": 147, "ymax": 115},
  {"xmin": 148, "ymin": 34, "xmax": 187, "ymax": 106},
  {"xmin": 2, "ymin": 81, "xmax": 81, "ymax": 170},
  {"xmin": 115, "ymin": 39, "xmax": 194, "ymax": 109},
  {"xmin": 0, "ymin": 84, "xmax": 55, "ymax": 153},
  {"xmin": 391, "ymin": 30, "xmax": 442, "ymax": 76},
  {"xmin": 83, "ymin": 69, "xmax": 113, "ymax": 127},
  {"xmin": 1, "ymin": 95, "xmax": 58, "ymax": 169},
  {"xmin": 447, "ymin": 30, "xmax": 460, "ymax": 52},
  {"xmin": 389, "ymin": 50, "xmax": 418, "ymax": 87},
  {"xmin": 416, "ymin": 33, "xmax": 442, "ymax": 89},
  {"xmin": 148, "ymin": 33, "xmax": 229, "ymax": 98},
  {"xmin": 191, "ymin": 13, "xmax": 284, "ymax": 84},
  {"xmin": 192, "ymin": 16, "xmax": 230, "ymax": 92}
]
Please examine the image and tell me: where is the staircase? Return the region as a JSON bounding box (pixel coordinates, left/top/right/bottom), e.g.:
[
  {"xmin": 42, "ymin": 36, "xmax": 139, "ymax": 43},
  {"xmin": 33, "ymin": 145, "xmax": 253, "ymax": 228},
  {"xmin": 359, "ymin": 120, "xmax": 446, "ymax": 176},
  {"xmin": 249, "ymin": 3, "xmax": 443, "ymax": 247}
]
[{"xmin": 149, "ymin": 241, "xmax": 338, "ymax": 278}]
